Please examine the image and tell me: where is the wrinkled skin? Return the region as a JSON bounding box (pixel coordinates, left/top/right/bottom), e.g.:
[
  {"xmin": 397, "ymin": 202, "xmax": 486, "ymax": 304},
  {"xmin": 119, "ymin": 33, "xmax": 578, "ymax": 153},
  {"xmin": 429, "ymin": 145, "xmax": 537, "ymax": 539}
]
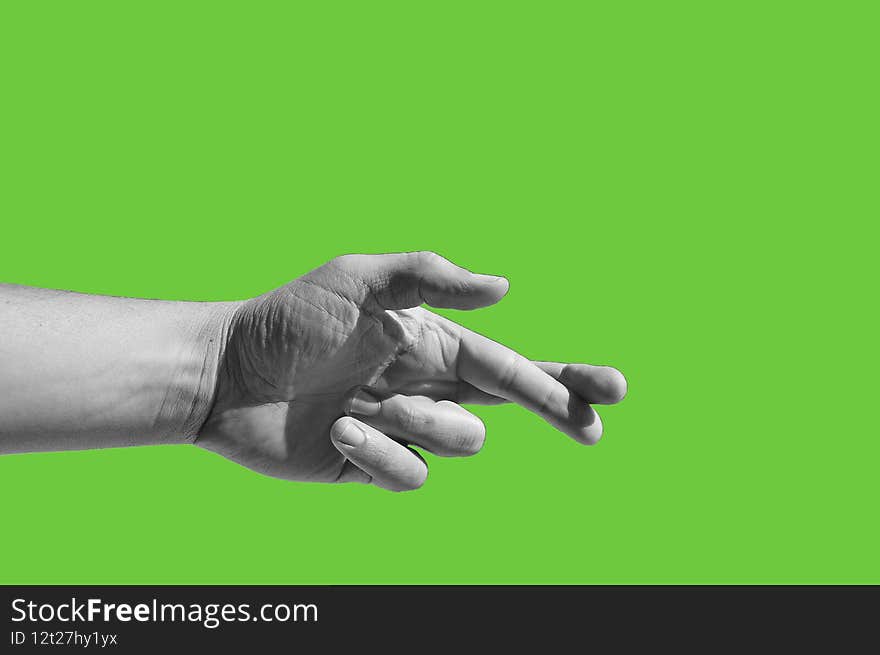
[
  {"xmin": 196, "ymin": 252, "xmax": 626, "ymax": 489},
  {"xmin": 200, "ymin": 259, "xmax": 460, "ymax": 481}
]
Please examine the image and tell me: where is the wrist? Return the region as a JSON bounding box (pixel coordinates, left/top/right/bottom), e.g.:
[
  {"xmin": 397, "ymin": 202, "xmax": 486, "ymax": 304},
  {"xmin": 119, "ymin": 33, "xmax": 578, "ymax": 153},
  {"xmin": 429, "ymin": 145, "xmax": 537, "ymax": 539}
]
[{"xmin": 172, "ymin": 300, "xmax": 242, "ymax": 442}]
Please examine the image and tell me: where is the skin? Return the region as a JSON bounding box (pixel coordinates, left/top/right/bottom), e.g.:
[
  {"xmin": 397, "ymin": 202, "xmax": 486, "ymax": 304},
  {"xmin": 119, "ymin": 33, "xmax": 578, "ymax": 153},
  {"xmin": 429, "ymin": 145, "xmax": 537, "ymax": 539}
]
[{"xmin": 0, "ymin": 252, "xmax": 626, "ymax": 492}]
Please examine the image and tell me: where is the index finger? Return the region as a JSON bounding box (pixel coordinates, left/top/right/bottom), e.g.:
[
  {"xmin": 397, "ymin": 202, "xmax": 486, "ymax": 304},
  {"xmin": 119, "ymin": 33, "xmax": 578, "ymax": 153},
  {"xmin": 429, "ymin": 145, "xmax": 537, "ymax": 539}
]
[{"xmin": 457, "ymin": 328, "xmax": 603, "ymax": 444}]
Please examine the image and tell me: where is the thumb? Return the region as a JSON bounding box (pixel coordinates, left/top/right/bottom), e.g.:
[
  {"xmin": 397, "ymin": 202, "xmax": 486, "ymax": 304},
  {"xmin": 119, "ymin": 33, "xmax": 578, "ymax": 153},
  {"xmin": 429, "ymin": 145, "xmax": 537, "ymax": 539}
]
[{"xmin": 333, "ymin": 251, "xmax": 509, "ymax": 310}]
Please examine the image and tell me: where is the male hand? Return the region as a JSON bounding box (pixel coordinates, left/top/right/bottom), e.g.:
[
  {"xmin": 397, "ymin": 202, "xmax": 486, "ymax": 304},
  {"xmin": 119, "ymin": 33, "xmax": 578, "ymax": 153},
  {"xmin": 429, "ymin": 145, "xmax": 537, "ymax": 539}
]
[{"xmin": 197, "ymin": 252, "xmax": 626, "ymax": 491}]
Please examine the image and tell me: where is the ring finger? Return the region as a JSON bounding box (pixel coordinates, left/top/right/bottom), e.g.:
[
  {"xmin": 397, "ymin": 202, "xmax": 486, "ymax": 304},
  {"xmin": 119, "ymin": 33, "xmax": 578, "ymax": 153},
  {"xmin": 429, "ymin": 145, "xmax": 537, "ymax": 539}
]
[{"xmin": 344, "ymin": 388, "xmax": 486, "ymax": 457}]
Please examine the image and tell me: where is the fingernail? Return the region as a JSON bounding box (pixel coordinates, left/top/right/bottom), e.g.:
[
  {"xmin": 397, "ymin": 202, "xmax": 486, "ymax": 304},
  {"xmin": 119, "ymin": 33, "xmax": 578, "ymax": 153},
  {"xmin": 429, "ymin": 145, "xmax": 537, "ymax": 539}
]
[
  {"xmin": 348, "ymin": 388, "xmax": 381, "ymax": 417},
  {"xmin": 336, "ymin": 421, "xmax": 366, "ymax": 447},
  {"xmin": 483, "ymin": 275, "xmax": 507, "ymax": 283}
]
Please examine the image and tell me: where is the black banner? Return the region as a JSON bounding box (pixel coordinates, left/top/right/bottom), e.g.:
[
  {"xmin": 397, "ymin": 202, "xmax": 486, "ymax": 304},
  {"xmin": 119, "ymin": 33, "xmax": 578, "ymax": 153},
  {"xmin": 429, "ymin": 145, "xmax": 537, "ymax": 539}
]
[{"xmin": 1, "ymin": 586, "xmax": 875, "ymax": 650}]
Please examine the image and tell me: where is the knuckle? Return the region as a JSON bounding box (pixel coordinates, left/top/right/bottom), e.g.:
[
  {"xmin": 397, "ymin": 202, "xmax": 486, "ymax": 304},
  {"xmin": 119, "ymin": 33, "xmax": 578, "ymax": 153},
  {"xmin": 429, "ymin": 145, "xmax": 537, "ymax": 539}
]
[
  {"xmin": 536, "ymin": 385, "xmax": 565, "ymax": 418},
  {"xmin": 414, "ymin": 250, "xmax": 443, "ymax": 269},
  {"xmin": 397, "ymin": 403, "xmax": 433, "ymax": 433},
  {"xmin": 330, "ymin": 253, "xmax": 364, "ymax": 271},
  {"xmin": 539, "ymin": 382, "xmax": 572, "ymax": 425},
  {"xmin": 498, "ymin": 352, "xmax": 526, "ymax": 392}
]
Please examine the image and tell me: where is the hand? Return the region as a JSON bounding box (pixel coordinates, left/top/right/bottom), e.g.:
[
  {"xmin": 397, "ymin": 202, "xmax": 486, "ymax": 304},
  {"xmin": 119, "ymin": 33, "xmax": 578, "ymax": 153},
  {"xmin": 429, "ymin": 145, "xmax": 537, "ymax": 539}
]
[{"xmin": 196, "ymin": 252, "xmax": 626, "ymax": 491}]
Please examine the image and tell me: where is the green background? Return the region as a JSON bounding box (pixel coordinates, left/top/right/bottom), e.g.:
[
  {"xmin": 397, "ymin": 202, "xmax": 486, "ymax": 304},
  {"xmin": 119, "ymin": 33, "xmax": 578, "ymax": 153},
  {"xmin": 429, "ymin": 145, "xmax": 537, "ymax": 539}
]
[{"xmin": 0, "ymin": 2, "xmax": 876, "ymax": 584}]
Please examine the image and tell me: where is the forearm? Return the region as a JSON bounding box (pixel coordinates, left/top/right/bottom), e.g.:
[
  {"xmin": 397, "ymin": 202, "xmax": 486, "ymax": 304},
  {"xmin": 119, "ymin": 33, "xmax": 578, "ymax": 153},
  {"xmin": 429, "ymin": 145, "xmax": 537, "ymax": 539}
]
[{"xmin": 0, "ymin": 284, "xmax": 239, "ymax": 454}]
